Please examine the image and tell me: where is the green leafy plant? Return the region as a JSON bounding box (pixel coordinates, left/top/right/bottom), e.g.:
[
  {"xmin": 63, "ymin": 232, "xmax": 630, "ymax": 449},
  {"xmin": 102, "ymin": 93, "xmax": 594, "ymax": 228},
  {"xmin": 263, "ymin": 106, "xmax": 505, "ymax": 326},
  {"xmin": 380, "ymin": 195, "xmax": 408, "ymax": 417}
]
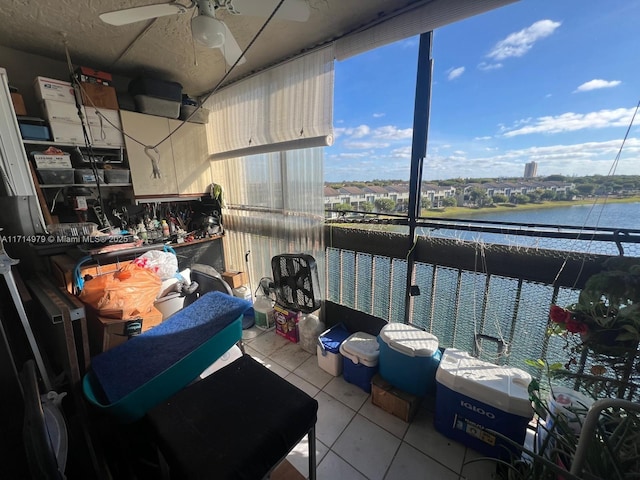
[{"xmin": 549, "ymin": 257, "xmax": 640, "ymax": 351}]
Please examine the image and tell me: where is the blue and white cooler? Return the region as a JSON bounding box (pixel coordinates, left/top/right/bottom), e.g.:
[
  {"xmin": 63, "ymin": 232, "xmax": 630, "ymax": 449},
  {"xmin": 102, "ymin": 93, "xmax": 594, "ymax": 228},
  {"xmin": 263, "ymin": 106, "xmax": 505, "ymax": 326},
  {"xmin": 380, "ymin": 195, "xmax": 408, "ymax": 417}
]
[
  {"xmin": 434, "ymin": 348, "xmax": 533, "ymax": 460},
  {"xmin": 339, "ymin": 332, "xmax": 379, "ymax": 393},
  {"xmin": 377, "ymin": 323, "xmax": 441, "ymax": 396},
  {"xmin": 317, "ymin": 323, "xmax": 351, "ymax": 376}
]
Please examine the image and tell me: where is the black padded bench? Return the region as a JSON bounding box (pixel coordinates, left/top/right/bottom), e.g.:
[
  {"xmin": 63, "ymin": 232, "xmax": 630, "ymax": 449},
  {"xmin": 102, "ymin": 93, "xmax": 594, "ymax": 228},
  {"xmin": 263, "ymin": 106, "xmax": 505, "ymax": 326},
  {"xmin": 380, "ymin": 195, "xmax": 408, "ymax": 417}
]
[{"xmin": 146, "ymin": 354, "xmax": 318, "ymax": 480}]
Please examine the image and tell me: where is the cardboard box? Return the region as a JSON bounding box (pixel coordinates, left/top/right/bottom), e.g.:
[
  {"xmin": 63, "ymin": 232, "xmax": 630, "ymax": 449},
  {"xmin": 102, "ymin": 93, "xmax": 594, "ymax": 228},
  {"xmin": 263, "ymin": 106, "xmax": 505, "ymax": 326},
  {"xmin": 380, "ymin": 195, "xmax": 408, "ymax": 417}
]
[
  {"xmin": 84, "ymin": 107, "xmax": 122, "ymax": 128},
  {"xmin": 49, "ymin": 254, "xmax": 132, "ymax": 294},
  {"xmin": 49, "ymin": 120, "xmax": 85, "ymax": 144},
  {"xmin": 32, "ymin": 153, "xmax": 72, "ymax": 169},
  {"xmin": 11, "ymin": 92, "xmax": 27, "ymax": 116},
  {"xmin": 80, "ymin": 82, "xmax": 119, "ymax": 110},
  {"xmin": 41, "ymin": 99, "xmax": 83, "ymax": 124},
  {"xmin": 88, "ymin": 124, "xmax": 125, "ymax": 147},
  {"xmin": 273, "ymin": 304, "xmax": 300, "ymax": 343},
  {"xmin": 34, "ymin": 76, "xmax": 76, "ymax": 103},
  {"xmin": 222, "ymin": 270, "xmax": 248, "ymax": 289},
  {"xmin": 86, "ymin": 305, "xmax": 163, "ymax": 355},
  {"xmin": 371, "ymin": 373, "xmax": 421, "ymax": 422},
  {"xmin": 75, "ymin": 66, "xmax": 112, "ymax": 85}
]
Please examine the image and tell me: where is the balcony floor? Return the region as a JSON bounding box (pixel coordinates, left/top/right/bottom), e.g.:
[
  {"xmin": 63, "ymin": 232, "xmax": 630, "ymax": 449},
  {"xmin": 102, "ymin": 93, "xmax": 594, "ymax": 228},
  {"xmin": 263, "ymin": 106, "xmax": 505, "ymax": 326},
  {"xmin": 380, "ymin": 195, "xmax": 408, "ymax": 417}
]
[{"xmin": 241, "ymin": 326, "xmax": 500, "ymax": 480}]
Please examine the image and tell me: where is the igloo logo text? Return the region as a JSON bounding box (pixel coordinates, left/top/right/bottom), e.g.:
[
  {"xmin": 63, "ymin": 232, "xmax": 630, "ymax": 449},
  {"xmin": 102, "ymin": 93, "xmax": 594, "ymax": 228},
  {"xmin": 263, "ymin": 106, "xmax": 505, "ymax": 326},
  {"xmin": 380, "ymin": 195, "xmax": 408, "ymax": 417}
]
[{"xmin": 460, "ymin": 400, "xmax": 495, "ymax": 419}]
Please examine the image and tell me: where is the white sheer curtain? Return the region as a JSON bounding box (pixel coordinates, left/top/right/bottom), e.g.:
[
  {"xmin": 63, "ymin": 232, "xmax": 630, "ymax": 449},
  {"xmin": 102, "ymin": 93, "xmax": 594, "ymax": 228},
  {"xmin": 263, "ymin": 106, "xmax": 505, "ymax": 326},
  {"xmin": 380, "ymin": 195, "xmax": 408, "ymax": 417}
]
[{"xmin": 202, "ymin": 46, "xmax": 333, "ymax": 293}]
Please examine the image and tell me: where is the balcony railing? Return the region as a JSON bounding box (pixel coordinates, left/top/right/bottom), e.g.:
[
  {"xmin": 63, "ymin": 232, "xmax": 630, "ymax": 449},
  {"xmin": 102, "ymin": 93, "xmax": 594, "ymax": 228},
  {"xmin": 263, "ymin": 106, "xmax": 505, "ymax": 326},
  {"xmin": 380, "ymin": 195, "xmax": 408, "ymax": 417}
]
[{"xmin": 324, "ymin": 224, "xmax": 640, "ymax": 398}]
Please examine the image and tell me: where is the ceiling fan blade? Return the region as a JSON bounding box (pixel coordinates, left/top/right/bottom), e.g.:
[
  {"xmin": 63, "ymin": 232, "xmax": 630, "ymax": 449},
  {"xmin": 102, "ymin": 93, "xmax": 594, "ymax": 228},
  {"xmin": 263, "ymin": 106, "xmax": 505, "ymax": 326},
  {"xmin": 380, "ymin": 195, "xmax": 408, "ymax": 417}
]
[
  {"xmin": 228, "ymin": 0, "xmax": 310, "ymax": 22},
  {"xmin": 218, "ymin": 21, "xmax": 246, "ymax": 66},
  {"xmin": 99, "ymin": 3, "xmax": 188, "ymax": 26}
]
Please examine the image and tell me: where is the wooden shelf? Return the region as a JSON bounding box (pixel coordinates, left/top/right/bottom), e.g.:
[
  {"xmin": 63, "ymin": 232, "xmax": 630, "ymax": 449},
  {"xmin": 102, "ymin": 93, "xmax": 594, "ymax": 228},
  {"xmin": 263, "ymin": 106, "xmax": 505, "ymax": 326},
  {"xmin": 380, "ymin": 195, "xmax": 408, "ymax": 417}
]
[
  {"xmin": 39, "ymin": 183, "xmax": 132, "ymax": 188},
  {"xmin": 23, "ymin": 139, "xmax": 123, "ymax": 149}
]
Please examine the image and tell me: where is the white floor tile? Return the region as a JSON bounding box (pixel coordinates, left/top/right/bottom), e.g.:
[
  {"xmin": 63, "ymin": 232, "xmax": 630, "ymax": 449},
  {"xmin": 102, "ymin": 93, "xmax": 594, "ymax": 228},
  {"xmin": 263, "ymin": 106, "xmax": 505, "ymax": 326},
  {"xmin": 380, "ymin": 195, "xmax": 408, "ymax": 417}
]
[
  {"xmin": 385, "ymin": 443, "xmax": 459, "ymax": 480},
  {"xmin": 460, "ymin": 449, "xmax": 499, "ymax": 480},
  {"xmin": 404, "ymin": 408, "xmax": 466, "ymax": 473},
  {"xmin": 293, "ymin": 356, "xmax": 334, "ymax": 390},
  {"xmin": 314, "ymin": 391, "xmax": 357, "ymax": 447},
  {"xmin": 333, "ymin": 414, "xmax": 401, "ymax": 480},
  {"xmin": 245, "ymin": 346, "xmax": 290, "ymax": 377},
  {"xmin": 241, "ymin": 325, "xmax": 263, "ymax": 342},
  {"xmin": 286, "ymin": 437, "xmax": 329, "ymax": 478},
  {"xmin": 358, "ymin": 398, "xmax": 410, "ymax": 439},
  {"xmin": 317, "ymin": 451, "xmax": 368, "ymax": 480},
  {"xmin": 269, "ymin": 341, "xmax": 311, "ymax": 371},
  {"xmin": 285, "ymin": 373, "xmax": 320, "ymax": 398},
  {"xmin": 248, "ymin": 330, "xmax": 290, "ymax": 356},
  {"xmin": 323, "ymin": 375, "xmax": 370, "ymax": 411}
]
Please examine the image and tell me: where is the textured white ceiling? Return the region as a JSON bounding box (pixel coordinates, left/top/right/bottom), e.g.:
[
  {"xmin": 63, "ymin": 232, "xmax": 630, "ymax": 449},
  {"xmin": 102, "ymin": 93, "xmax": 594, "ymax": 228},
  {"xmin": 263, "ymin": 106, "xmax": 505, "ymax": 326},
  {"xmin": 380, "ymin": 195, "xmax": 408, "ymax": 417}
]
[{"xmin": 0, "ymin": 0, "xmax": 430, "ymax": 96}]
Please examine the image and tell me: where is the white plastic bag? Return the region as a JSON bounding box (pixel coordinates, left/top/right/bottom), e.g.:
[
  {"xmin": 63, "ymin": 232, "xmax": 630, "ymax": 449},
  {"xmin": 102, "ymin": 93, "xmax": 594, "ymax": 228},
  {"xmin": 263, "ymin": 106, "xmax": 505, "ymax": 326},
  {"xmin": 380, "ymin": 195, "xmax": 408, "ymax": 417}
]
[{"xmin": 133, "ymin": 250, "xmax": 178, "ymax": 280}]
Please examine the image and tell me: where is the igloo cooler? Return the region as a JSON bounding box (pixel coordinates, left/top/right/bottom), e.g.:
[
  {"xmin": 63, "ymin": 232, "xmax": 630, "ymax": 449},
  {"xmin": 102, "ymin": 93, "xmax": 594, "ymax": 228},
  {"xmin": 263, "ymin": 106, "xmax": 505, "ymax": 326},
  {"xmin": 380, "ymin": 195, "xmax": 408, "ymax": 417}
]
[
  {"xmin": 377, "ymin": 323, "xmax": 441, "ymax": 396},
  {"xmin": 434, "ymin": 348, "xmax": 533, "ymax": 460},
  {"xmin": 339, "ymin": 332, "xmax": 379, "ymax": 393},
  {"xmin": 317, "ymin": 323, "xmax": 351, "ymax": 376}
]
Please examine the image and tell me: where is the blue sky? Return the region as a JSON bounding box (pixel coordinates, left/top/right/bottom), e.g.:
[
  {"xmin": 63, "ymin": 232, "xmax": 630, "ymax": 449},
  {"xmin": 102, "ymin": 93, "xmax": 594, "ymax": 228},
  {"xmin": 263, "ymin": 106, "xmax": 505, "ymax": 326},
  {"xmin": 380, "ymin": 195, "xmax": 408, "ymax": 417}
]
[{"xmin": 325, "ymin": 0, "xmax": 640, "ymax": 183}]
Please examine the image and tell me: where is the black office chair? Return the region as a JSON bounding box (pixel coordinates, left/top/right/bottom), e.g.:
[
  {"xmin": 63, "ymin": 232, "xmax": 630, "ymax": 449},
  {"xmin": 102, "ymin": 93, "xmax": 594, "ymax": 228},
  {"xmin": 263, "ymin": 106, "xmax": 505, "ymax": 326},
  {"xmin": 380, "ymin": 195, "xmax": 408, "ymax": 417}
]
[
  {"xmin": 184, "ymin": 264, "xmax": 254, "ymax": 329},
  {"xmin": 183, "ymin": 264, "xmax": 233, "ymax": 307}
]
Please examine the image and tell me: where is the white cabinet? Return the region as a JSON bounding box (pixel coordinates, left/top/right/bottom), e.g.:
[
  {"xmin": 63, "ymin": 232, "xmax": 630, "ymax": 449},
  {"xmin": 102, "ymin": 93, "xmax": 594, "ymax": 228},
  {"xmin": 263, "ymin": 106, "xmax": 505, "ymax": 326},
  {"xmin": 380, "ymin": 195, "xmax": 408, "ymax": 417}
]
[
  {"xmin": 168, "ymin": 119, "xmax": 212, "ymax": 195},
  {"xmin": 120, "ymin": 110, "xmax": 178, "ymax": 197},
  {"xmin": 121, "ymin": 111, "xmax": 211, "ymax": 197}
]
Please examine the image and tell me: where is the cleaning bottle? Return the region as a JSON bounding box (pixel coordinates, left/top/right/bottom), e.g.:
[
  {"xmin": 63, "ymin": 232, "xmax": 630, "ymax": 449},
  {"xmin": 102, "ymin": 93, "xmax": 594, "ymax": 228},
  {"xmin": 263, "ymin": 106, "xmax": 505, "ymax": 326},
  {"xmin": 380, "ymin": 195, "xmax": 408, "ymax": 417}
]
[
  {"xmin": 161, "ymin": 219, "xmax": 170, "ymax": 237},
  {"xmin": 253, "ymin": 293, "xmax": 275, "ymax": 330}
]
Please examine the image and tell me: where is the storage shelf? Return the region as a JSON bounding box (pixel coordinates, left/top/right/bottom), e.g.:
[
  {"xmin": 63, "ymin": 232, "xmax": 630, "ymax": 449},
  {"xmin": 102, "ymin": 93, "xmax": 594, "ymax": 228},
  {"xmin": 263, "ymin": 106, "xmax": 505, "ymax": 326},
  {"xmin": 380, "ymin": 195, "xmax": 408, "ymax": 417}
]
[
  {"xmin": 39, "ymin": 183, "xmax": 132, "ymax": 188},
  {"xmin": 23, "ymin": 139, "xmax": 124, "ymax": 150}
]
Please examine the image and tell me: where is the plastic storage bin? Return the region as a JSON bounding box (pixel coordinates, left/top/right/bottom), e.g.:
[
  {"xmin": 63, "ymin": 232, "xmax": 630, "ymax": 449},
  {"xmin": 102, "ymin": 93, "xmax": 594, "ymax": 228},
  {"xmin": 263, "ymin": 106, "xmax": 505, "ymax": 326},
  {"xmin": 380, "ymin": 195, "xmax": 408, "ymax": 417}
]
[
  {"xmin": 317, "ymin": 323, "xmax": 351, "ymax": 376},
  {"xmin": 377, "ymin": 323, "xmax": 441, "ymax": 396},
  {"xmin": 19, "ymin": 122, "xmax": 50, "ymax": 140},
  {"xmin": 340, "ymin": 332, "xmax": 379, "ymax": 393},
  {"xmin": 180, "ymin": 104, "xmax": 210, "ymax": 124},
  {"xmin": 37, "ymin": 168, "xmax": 74, "ymax": 185},
  {"xmin": 434, "ymin": 348, "xmax": 533, "ymax": 460},
  {"xmin": 129, "ymin": 77, "xmax": 183, "ymax": 102},
  {"xmin": 134, "ymin": 95, "xmax": 180, "ymax": 119},
  {"xmin": 104, "ymin": 169, "xmax": 130, "ymax": 184},
  {"xmin": 75, "ymin": 168, "xmax": 105, "ymax": 184}
]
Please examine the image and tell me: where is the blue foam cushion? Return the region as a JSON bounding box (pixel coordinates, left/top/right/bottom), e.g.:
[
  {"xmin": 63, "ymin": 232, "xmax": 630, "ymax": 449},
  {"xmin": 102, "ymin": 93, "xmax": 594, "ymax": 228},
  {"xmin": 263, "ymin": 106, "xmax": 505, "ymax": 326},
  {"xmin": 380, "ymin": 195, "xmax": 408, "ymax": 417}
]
[{"xmin": 90, "ymin": 291, "xmax": 251, "ymax": 404}]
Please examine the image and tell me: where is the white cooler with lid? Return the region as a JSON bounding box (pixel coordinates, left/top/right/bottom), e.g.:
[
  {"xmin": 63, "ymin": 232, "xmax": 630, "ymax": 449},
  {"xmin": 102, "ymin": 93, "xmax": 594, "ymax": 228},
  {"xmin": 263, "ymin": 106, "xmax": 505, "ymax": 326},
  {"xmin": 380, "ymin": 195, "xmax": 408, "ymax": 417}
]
[
  {"xmin": 377, "ymin": 323, "xmax": 441, "ymax": 396},
  {"xmin": 434, "ymin": 348, "xmax": 533, "ymax": 460},
  {"xmin": 339, "ymin": 332, "xmax": 379, "ymax": 393}
]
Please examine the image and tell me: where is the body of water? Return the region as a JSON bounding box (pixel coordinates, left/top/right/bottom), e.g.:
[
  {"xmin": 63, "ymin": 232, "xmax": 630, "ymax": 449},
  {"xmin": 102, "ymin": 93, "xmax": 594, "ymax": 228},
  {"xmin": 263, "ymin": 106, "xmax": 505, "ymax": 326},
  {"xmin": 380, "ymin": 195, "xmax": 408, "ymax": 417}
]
[{"xmin": 417, "ymin": 201, "xmax": 640, "ymax": 256}]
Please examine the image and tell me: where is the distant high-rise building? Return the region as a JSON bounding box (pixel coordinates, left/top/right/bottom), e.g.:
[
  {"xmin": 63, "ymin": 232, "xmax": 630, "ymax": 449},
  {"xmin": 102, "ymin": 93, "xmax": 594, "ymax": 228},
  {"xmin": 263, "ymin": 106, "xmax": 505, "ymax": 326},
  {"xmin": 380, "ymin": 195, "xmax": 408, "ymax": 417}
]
[{"xmin": 524, "ymin": 161, "xmax": 538, "ymax": 178}]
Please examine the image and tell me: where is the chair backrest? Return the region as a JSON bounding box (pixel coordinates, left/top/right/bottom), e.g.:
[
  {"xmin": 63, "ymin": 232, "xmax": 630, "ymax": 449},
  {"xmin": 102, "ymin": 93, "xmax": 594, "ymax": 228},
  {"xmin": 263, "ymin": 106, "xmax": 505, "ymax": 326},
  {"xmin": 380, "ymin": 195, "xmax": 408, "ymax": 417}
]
[
  {"xmin": 21, "ymin": 359, "xmax": 66, "ymax": 480},
  {"xmin": 183, "ymin": 264, "xmax": 233, "ymax": 307}
]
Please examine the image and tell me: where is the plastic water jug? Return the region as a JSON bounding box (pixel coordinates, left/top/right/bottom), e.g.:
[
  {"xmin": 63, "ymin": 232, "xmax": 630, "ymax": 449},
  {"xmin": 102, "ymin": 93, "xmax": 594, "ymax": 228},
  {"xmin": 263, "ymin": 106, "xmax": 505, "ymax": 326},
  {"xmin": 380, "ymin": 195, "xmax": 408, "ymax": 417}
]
[
  {"xmin": 253, "ymin": 294, "xmax": 275, "ymax": 330},
  {"xmin": 298, "ymin": 312, "xmax": 324, "ymax": 354}
]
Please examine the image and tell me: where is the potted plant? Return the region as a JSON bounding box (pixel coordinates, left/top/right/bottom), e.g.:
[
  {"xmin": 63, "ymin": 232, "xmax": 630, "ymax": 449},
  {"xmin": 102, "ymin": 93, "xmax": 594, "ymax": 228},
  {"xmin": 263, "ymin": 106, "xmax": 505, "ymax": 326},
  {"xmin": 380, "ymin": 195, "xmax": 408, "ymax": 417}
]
[{"xmin": 549, "ymin": 257, "xmax": 640, "ymax": 355}]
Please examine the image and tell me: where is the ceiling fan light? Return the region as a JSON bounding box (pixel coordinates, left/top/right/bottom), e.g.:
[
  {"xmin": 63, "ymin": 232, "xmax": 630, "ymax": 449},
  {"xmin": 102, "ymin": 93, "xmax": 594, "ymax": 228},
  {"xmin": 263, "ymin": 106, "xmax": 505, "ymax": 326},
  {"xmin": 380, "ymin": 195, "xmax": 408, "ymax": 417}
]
[{"xmin": 191, "ymin": 15, "xmax": 225, "ymax": 48}]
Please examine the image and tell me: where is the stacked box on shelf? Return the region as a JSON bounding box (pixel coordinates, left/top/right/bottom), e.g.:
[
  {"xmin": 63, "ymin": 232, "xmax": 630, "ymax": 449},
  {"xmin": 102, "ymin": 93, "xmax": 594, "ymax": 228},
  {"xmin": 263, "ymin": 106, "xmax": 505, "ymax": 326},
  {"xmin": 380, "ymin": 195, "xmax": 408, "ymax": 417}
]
[
  {"xmin": 84, "ymin": 107, "xmax": 125, "ymax": 147},
  {"xmin": 129, "ymin": 77, "xmax": 182, "ymax": 119},
  {"xmin": 34, "ymin": 77, "xmax": 85, "ymax": 143}
]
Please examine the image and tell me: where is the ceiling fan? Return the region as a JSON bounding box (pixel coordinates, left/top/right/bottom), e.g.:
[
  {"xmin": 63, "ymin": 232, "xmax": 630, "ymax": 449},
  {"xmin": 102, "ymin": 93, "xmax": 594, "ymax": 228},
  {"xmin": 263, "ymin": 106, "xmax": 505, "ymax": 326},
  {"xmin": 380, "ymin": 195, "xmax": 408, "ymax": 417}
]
[{"xmin": 99, "ymin": 0, "xmax": 311, "ymax": 66}]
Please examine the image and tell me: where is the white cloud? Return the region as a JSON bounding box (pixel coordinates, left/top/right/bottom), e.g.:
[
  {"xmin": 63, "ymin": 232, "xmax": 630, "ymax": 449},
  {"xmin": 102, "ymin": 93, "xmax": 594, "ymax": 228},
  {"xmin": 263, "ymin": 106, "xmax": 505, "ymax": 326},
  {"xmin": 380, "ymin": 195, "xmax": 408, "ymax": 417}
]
[
  {"xmin": 447, "ymin": 66, "xmax": 465, "ymax": 80},
  {"xmin": 574, "ymin": 79, "xmax": 622, "ymax": 93},
  {"xmin": 344, "ymin": 141, "xmax": 391, "ymax": 149},
  {"xmin": 373, "ymin": 113, "xmax": 385, "ymax": 118},
  {"xmin": 371, "ymin": 125, "xmax": 413, "ymax": 140},
  {"xmin": 487, "ymin": 19, "xmax": 561, "ymax": 61},
  {"xmin": 474, "ymin": 136, "xmax": 492, "ymax": 140},
  {"xmin": 478, "ymin": 62, "xmax": 503, "ymax": 71},
  {"xmin": 502, "ymin": 107, "xmax": 636, "ymax": 137}
]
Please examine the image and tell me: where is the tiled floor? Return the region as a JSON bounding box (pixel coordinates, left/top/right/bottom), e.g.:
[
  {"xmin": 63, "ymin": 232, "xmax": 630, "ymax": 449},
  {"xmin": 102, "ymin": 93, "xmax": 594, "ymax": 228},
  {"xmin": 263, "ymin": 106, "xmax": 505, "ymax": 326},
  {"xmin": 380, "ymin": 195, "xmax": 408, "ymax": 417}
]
[{"xmin": 241, "ymin": 326, "xmax": 501, "ymax": 480}]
